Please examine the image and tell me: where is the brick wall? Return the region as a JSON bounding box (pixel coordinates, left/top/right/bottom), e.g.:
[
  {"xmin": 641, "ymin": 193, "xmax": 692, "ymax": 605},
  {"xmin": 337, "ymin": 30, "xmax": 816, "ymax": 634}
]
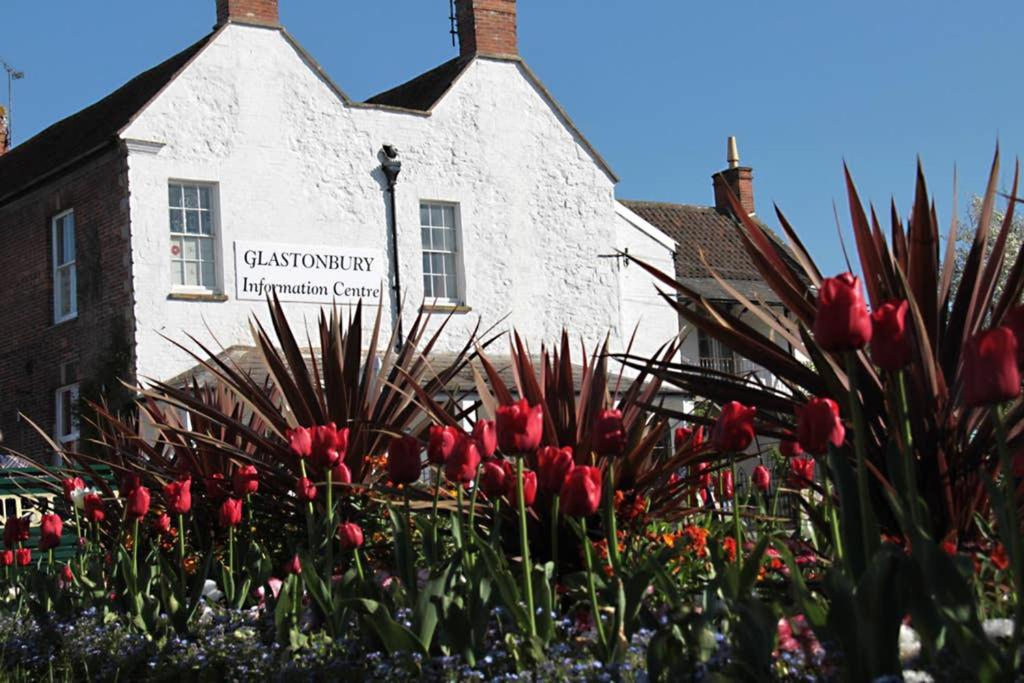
[
  {"xmin": 456, "ymin": 0, "xmax": 518, "ymax": 58},
  {"xmin": 713, "ymin": 167, "xmax": 756, "ymax": 217},
  {"xmin": 0, "ymin": 148, "xmax": 136, "ymax": 461},
  {"xmin": 216, "ymin": 0, "xmax": 279, "ymax": 27}
]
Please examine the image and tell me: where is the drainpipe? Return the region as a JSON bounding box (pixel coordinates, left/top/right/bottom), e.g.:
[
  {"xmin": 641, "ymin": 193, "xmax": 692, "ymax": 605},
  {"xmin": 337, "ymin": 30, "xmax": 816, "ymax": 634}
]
[{"xmin": 381, "ymin": 145, "xmax": 404, "ymax": 350}]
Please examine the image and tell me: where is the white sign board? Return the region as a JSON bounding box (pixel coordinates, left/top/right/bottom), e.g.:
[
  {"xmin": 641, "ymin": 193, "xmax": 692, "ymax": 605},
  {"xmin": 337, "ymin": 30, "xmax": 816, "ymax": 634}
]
[{"xmin": 234, "ymin": 240, "xmax": 384, "ymax": 304}]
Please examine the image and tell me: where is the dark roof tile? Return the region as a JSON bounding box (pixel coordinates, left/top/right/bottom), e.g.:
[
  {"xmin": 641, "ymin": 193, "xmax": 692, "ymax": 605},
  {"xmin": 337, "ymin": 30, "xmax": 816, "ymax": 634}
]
[{"xmin": 364, "ymin": 57, "xmax": 470, "ymax": 112}]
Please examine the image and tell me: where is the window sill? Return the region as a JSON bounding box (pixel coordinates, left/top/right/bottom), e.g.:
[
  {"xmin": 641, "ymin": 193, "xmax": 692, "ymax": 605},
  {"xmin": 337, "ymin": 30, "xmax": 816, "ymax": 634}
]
[
  {"xmin": 167, "ymin": 292, "xmax": 228, "ymax": 303},
  {"xmin": 420, "ymin": 303, "xmax": 472, "ymax": 314},
  {"xmin": 51, "ymin": 315, "xmax": 78, "ymax": 329}
]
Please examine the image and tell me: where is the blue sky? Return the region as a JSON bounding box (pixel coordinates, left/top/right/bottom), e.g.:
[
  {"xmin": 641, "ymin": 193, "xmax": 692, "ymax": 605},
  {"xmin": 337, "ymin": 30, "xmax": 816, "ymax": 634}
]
[{"xmin": 3, "ymin": 1, "xmax": 1022, "ymax": 275}]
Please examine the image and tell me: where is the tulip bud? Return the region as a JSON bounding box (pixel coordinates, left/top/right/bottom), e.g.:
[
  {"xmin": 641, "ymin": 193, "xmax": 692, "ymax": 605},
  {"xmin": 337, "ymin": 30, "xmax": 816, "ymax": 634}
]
[
  {"xmin": 536, "ymin": 446, "xmax": 574, "ymax": 495},
  {"xmin": 496, "ymin": 399, "xmax": 544, "ymax": 454},
  {"xmin": 427, "ymin": 424, "xmax": 462, "ymax": 465},
  {"xmin": 1, "ymin": 551, "xmax": 12, "ymax": 567},
  {"xmin": 559, "ymin": 466, "xmax": 602, "ymax": 517},
  {"xmin": 232, "ymin": 465, "xmax": 260, "ymax": 498},
  {"xmin": 674, "ymin": 425, "xmax": 693, "ymax": 446},
  {"xmin": 285, "ymin": 554, "xmax": 302, "ymax": 575},
  {"xmin": 752, "ymin": 465, "xmax": 771, "ymax": 493},
  {"xmin": 39, "ymin": 514, "xmax": 63, "ymax": 551},
  {"xmin": 337, "ymin": 522, "xmax": 364, "ymax": 551},
  {"xmin": 3, "ymin": 516, "xmax": 29, "ymax": 549},
  {"xmin": 445, "ymin": 436, "xmax": 481, "ymax": 484},
  {"xmin": 16, "ymin": 548, "xmax": 31, "ymax": 566},
  {"xmin": 479, "ymin": 460, "xmax": 508, "ymax": 498},
  {"xmin": 127, "ymin": 486, "xmax": 151, "ymax": 519},
  {"xmin": 796, "ymin": 397, "xmax": 845, "ymax": 456},
  {"xmin": 870, "ymin": 300, "xmax": 912, "ymax": 371},
  {"xmin": 296, "ymin": 477, "xmax": 317, "ymax": 502},
  {"xmin": 813, "ymin": 273, "xmax": 873, "ymax": 351},
  {"xmin": 718, "ymin": 470, "xmax": 734, "ymax": 501},
  {"xmin": 711, "ymin": 401, "xmax": 756, "ymax": 452},
  {"xmin": 218, "ymin": 498, "xmax": 243, "ymax": 528},
  {"xmin": 789, "ymin": 457, "xmax": 815, "ymax": 490},
  {"xmin": 472, "ymin": 420, "xmax": 498, "ymax": 458},
  {"xmin": 780, "ymin": 435, "xmax": 804, "ymax": 458},
  {"xmin": 163, "ymin": 478, "xmax": 192, "ymax": 515},
  {"xmin": 331, "ymin": 462, "xmax": 352, "ymax": 486},
  {"xmin": 61, "ymin": 477, "xmax": 85, "ymax": 503},
  {"xmin": 205, "ymin": 473, "xmax": 229, "ymax": 502},
  {"xmin": 593, "ymin": 408, "xmax": 627, "ymax": 456},
  {"xmin": 153, "ymin": 513, "xmax": 172, "ymax": 535},
  {"xmin": 963, "ymin": 327, "xmax": 1021, "ymax": 407},
  {"xmin": 387, "ymin": 435, "xmax": 422, "ymax": 485},
  {"xmin": 287, "ymin": 426, "xmax": 313, "ymax": 459}
]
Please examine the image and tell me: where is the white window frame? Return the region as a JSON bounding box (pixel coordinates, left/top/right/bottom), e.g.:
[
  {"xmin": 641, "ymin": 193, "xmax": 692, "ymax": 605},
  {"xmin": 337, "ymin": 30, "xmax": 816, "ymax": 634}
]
[
  {"xmin": 51, "ymin": 209, "xmax": 77, "ymax": 324},
  {"xmin": 419, "ymin": 201, "xmax": 465, "ymax": 305},
  {"xmin": 55, "ymin": 361, "xmax": 80, "ymax": 445},
  {"xmin": 168, "ymin": 181, "xmax": 221, "ymax": 294}
]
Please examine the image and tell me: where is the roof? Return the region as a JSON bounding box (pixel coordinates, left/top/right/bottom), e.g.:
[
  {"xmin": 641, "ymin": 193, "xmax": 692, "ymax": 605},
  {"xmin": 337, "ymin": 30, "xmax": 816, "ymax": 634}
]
[
  {"xmin": 365, "ymin": 57, "xmax": 471, "ymax": 112},
  {"xmin": 0, "ymin": 33, "xmax": 215, "ymax": 205}
]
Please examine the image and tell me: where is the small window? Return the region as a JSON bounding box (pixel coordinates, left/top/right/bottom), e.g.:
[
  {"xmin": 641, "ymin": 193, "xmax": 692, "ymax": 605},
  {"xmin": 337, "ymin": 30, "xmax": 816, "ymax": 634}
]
[
  {"xmin": 420, "ymin": 202, "xmax": 463, "ymax": 303},
  {"xmin": 52, "ymin": 210, "xmax": 77, "ymax": 323},
  {"xmin": 698, "ymin": 330, "xmax": 742, "ymax": 374},
  {"xmin": 169, "ymin": 182, "xmax": 219, "ymax": 291},
  {"xmin": 55, "ymin": 361, "xmax": 80, "ymax": 445}
]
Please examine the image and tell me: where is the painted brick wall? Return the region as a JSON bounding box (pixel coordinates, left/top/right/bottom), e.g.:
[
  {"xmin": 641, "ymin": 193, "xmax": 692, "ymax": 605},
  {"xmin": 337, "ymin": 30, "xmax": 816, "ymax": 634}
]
[
  {"xmin": 457, "ymin": 0, "xmax": 518, "ymax": 57},
  {"xmin": 216, "ymin": 0, "xmax": 279, "ymax": 27},
  {"xmin": 0, "ymin": 148, "xmax": 135, "ymax": 460}
]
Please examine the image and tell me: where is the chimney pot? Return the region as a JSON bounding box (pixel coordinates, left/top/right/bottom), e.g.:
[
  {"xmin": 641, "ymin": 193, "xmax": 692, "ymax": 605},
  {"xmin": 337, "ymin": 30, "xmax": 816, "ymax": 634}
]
[
  {"xmin": 216, "ymin": 0, "xmax": 279, "ymax": 27},
  {"xmin": 713, "ymin": 137, "xmax": 755, "ymax": 216},
  {"xmin": 456, "ymin": 0, "xmax": 518, "ymax": 58}
]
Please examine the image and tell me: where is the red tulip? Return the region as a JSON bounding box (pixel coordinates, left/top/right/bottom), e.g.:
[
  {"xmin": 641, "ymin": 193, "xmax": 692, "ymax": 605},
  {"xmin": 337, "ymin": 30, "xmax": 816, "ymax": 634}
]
[
  {"xmin": 479, "ymin": 460, "xmax": 508, "ymax": 498},
  {"xmin": 813, "ymin": 273, "xmax": 873, "ymax": 351},
  {"xmin": 537, "ymin": 446, "xmax": 575, "ymax": 494},
  {"xmin": 152, "ymin": 513, "xmax": 172, "ymax": 535},
  {"xmin": 119, "ymin": 473, "xmax": 141, "ymax": 497},
  {"xmin": 796, "ymin": 397, "xmax": 845, "ymax": 456},
  {"xmin": 472, "ymin": 419, "xmax": 498, "ymax": 458},
  {"xmin": 752, "ymin": 465, "xmax": 771, "ymax": 492},
  {"xmin": 163, "ymin": 478, "xmax": 192, "ymax": 515},
  {"xmin": 1, "ymin": 551, "xmax": 11, "ymax": 567},
  {"xmin": 285, "ymin": 554, "xmax": 302, "ymax": 575},
  {"xmin": 337, "ymin": 522, "xmax": 364, "ymax": 551},
  {"xmin": 387, "ymin": 435, "xmax": 422, "ymax": 484},
  {"xmin": 61, "ymin": 477, "xmax": 84, "ymax": 502},
  {"xmin": 83, "ymin": 493, "xmax": 105, "ymax": 528},
  {"xmin": 560, "ymin": 465, "xmax": 602, "ymax": 517},
  {"xmin": 232, "ymin": 465, "xmax": 259, "ymax": 498},
  {"xmin": 693, "ymin": 461, "xmax": 712, "ymax": 488},
  {"xmin": 789, "ymin": 457, "xmax": 816, "ymax": 490},
  {"xmin": 331, "ymin": 463, "xmax": 352, "ymax": 486},
  {"xmin": 218, "ymin": 498, "xmax": 243, "ymax": 528},
  {"xmin": 780, "ymin": 435, "xmax": 804, "ymax": 458},
  {"xmin": 496, "ymin": 399, "xmax": 544, "ymax": 454},
  {"xmin": 445, "ymin": 436, "xmax": 481, "ymax": 484},
  {"xmin": 718, "ymin": 470, "xmax": 734, "ymax": 501},
  {"xmin": 127, "ymin": 486, "xmax": 151, "ymax": 519},
  {"xmin": 3, "ymin": 516, "xmax": 29, "ymax": 548},
  {"xmin": 61, "ymin": 564, "xmax": 73, "ymax": 583},
  {"xmin": 287, "ymin": 426, "xmax": 313, "ymax": 459},
  {"xmin": 593, "ymin": 408, "xmax": 627, "ymax": 456},
  {"xmin": 428, "ymin": 424, "xmax": 462, "ymax": 465},
  {"xmin": 205, "ymin": 473, "xmax": 229, "ymax": 502},
  {"xmin": 711, "ymin": 401, "xmax": 757, "ymax": 452},
  {"xmin": 311, "ymin": 423, "xmax": 349, "ymax": 470},
  {"xmin": 963, "ymin": 327, "xmax": 1021, "ymax": 407},
  {"xmin": 39, "ymin": 514, "xmax": 63, "ymax": 551},
  {"xmin": 691, "ymin": 426, "xmax": 706, "ymax": 447},
  {"xmin": 870, "ymin": 300, "xmax": 912, "ymax": 371},
  {"xmin": 674, "ymin": 425, "xmax": 692, "ymax": 446},
  {"xmin": 1005, "ymin": 306, "xmax": 1024, "ymax": 364},
  {"xmin": 499, "ymin": 460, "xmax": 537, "ymax": 505},
  {"xmin": 15, "ymin": 548, "xmax": 31, "ymax": 566},
  {"xmin": 296, "ymin": 477, "xmax": 317, "ymax": 502}
]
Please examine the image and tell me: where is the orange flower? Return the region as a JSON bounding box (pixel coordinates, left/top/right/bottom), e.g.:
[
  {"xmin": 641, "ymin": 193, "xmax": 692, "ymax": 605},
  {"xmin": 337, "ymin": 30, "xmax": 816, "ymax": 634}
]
[
  {"xmin": 722, "ymin": 536, "xmax": 737, "ymax": 562},
  {"xmin": 682, "ymin": 525, "xmax": 709, "ymax": 558},
  {"xmin": 991, "ymin": 543, "xmax": 1010, "ymax": 571}
]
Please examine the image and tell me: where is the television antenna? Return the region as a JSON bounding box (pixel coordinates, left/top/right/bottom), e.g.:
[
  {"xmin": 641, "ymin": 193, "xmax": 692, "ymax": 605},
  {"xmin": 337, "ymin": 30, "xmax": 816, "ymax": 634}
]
[
  {"xmin": 448, "ymin": 0, "xmax": 458, "ymax": 47},
  {"xmin": 1, "ymin": 59, "xmax": 25, "ymax": 142}
]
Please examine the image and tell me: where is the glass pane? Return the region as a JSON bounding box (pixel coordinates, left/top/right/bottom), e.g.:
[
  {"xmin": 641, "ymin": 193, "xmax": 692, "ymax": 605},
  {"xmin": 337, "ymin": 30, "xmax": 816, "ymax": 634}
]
[
  {"xmin": 185, "ymin": 262, "xmax": 199, "ymax": 287},
  {"xmin": 430, "ymin": 205, "xmax": 443, "ymax": 227},
  {"xmin": 200, "ymin": 212, "xmax": 213, "ymax": 235},
  {"xmin": 169, "ymin": 184, "xmax": 182, "ymax": 208},
  {"xmin": 430, "ymin": 228, "xmax": 444, "ymax": 252},
  {"xmin": 420, "ymin": 205, "xmax": 430, "ymax": 227},
  {"xmin": 185, "ymin": 211, "xmax": 200, "ymax": 234},
  {"xmin": 183, "ymin": 186, "xmax": 199, "ymax": 209},
  {"xmin": 198, "ymin": 187, "xmax": 211, "ymax": 210},
  {"xmin": 441, "ymin": 206, "xmax": 455, "ymax": 228},
  {"xmin": 169, "ymin": 209, "xmax": 184, "ymax": 234},
  {"xmin": 431, "ymin": 253, "xmax": 444, "ymax": 275},
  {"xmin": 55, "ymin": 223, "xmax": 65, "ymax": 265},
  {"xmin": 172, "ymin": 260, "xmax": 184, "ymax": 286},
  {"xmin": 422, "ymin": 273, "xmax": 433, "ymax": 297},
  {"xmin": 60, "ymin": 390, "xmax": 72, "ymax": 436},
  {"xmin": 442, "ymin": 227, "xmax": 455, "ymax": 251},
  {"xmin": 64, "ymin": 215, "xmax": 75, "ymax": 260},
  {"xmin": 183, "ymin": 237, "xmax": 198, "ymax": 260},
  {"xmin": 421, "ymin": 227, "xmax": 432, "ymax": 249},
  {"xmin": 442, "ymin": 254, "xmax": 457, "ymax": 281},
  {"xmin": 433, "ymin": 276, "xmax": 445, "ymax": 297},
  {"xmin": 201, "ymin": 259, "xmax": 215, "ymax": 288},
  {"xmin": 422, "ymin": 253, "xmax": 432, "ymax": 276},
  {"xmin": 199, "ymin": 238, "xmax": 214, "ymax": 263},
  {"xmin": 445, "ymin": 271, "xmax": 458, "ymax": 299},
  {"xmin": 60, "ymin": 272, "xmax": 72, "ymax": 316}
]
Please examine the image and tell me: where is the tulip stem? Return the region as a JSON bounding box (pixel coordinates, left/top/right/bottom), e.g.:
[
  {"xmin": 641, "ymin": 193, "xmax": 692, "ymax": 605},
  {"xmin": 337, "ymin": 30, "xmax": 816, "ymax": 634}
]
[
  {"xmin": 580, "ymin": 517, "xmax": 607, "ymax": 651},
  {"xmin": 299, "ymin": 459, "xmax": 315, "ymax": 552},
  {"xmin": 604, "ymin": 463, "xmax": 621, "ymax": 574},
  {"xmin": 993, "ymin": 405, "xmax": 1024, "ymax": 648},
  {"xmin": 326, "ymin": 468, "xmax": 334, "ymax": 586},
  {"xmin": 177, "ymin": 513, "xmax": 186, "ymax": 595},
  {"xmin": 132, "ymin": 518, "xmax": 139, "ymax": 584},
  {"xmin": 228, "ymin": 525, "xmax": 235, "ymax": 603},
  {"xmin": 468, "ymin": 468, "xmax": 482, "ymax": 536},
  {"xmin": 455, "ymin": 485, "xmax": 466, "ymax": 550},
  {"xmin": 431, "ymin": 464, "xmax": 442, "ymax": 555},
  {"xmin": 730, "ymin": 454, "xmax": 742, "ymax": 574},
  {"xmin": 895, "ymin": 370, "xmax": 919, "ymax": 529},
  {"xmin": 516, "ymin": 455, "xmax": 537, "ymax": 637},
  {"xmin": 353, "ymin": 548, "xmax": 366, "ymax": 583},
  {"xmin": 551, "ymin": 495, "xmax": 560, "ymax": 570},
  {"xmin": 845, "ymin": 352, "xmax": 877, "ymax": 564}
]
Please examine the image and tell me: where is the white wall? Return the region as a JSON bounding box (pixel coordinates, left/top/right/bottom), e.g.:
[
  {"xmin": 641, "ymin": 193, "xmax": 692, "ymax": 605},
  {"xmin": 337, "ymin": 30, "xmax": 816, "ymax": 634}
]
[{"xmin": 122, "ymin": 25, "xmax": 621, "ymax": 381}]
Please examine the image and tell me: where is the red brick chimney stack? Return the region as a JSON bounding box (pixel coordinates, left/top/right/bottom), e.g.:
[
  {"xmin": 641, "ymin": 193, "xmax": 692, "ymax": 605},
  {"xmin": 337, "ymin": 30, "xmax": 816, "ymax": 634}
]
[
  {"xmin": 216, "ymin": 0, "xmax": 279, "ymax": 27},
  {"xmin": 456, "ymin": 0, "xmax": 518, "ymax": 58},
  {"xmin": 0, "ymin": 106, "xmax": 8, "ymax": 156},
  {"xmin": 712, "ymin": 136, "xmax": 755, "ymax": 217}
]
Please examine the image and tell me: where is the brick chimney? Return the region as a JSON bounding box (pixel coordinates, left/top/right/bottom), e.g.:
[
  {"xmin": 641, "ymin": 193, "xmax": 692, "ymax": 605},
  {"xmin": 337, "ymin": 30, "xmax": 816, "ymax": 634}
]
[
  {"xmin": 456, "ymin": 0, "xmax": 518, "ymax": 58},
  {"xmin": 216, "ymin": 0, "xmax": 279, "ymax": 27},
  {"xmin": 0, "ymin": 105, "xmax": 8, "ymax": 156},
  {"xmin": 712, "ymin": 136, "xmax": 755, "ymax": 217}
]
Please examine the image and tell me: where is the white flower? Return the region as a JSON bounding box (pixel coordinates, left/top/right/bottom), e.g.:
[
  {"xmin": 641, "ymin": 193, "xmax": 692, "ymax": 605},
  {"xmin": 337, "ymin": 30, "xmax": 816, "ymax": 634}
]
[
  {"xmin": 903, "ymin": 671, "xmax": 935, "ymax": 683},
  {"xmin": 899, "ymin": 623, "xmax": 921, "ymax": 662},
  {"xmin": 201, "ymin": 579, "xmax": 223, "ymax": 603},
  {"xmin": 983, "ymin": 618, "xmax": 1014, "ymax": 641},
  {"xmin": 70, "ymin": 487, "xmax": 95, "ymax": 511}
]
